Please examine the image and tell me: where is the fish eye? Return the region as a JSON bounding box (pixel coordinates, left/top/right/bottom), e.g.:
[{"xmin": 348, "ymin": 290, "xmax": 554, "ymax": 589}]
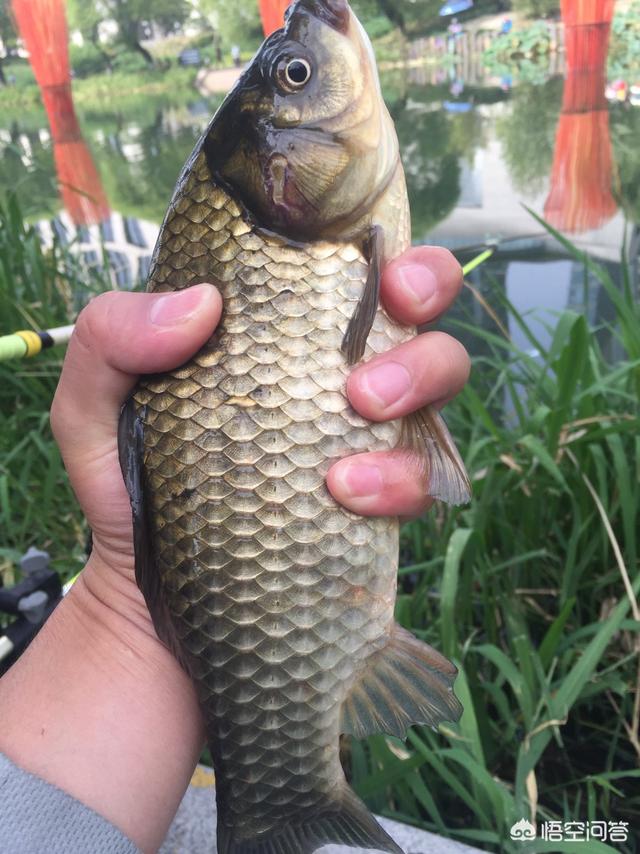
[{"xmin": 278, "ymin": 57, "xmax": 312, "ymax": 90}]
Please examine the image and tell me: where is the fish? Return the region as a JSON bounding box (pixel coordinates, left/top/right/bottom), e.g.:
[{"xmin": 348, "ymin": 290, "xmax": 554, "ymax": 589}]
[{"xmin": 118, "ymin": 1, "xmax": 470, "ymax": 852}]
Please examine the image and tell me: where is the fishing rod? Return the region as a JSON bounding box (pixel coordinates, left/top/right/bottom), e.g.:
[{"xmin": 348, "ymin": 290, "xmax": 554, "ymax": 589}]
[
  {"xmin": 0, "ymin": 250, "xmax": 497, "ymax": 365},
  {"xmin": 0, "ymin": 325, "xmax": 74, "ymax": 363}
]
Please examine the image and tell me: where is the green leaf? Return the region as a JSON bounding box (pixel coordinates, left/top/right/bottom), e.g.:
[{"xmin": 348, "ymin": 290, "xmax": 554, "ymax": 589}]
[
  {"xmin": 539, "ymin": 597, "xmax": 576, "ymax": 669},
  {"xmin": 520, "ymin": 434, "xmax": 569, "ymax": 490},
  {"xmin": 440, "ymin": 528, "xmax": 474, "ymax": 659}
]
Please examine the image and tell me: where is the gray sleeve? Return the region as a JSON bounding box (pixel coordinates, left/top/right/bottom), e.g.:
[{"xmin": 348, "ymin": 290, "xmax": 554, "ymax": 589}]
[{"xmin": 0, "ymin": 751, "xmax": 139, "ymax": 854}]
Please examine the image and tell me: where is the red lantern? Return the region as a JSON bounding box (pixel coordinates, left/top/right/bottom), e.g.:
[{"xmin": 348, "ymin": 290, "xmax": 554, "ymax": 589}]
[
  {"xmin": 544, "ymin": 0, "xmax": 617, "ymax": 233},
  {"xmin": 259, "ymin": 0, "xmax": 292, "ymax": 37},
  {"xmin": 560, "ymin": 0, "xmax": 615, "ymax": 29},
  {"xmin": 561, "ymin": 0, "xmax": 615, "ymax": 70},
  {"xmin": 11, "ymin": 0, "xmax": 109, "ymax": 225}
]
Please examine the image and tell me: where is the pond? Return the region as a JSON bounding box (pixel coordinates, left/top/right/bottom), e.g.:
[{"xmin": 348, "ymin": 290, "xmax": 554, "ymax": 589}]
[{"xmin": 1, "ymin": 54, "xmax": 638, "ymax": 363}]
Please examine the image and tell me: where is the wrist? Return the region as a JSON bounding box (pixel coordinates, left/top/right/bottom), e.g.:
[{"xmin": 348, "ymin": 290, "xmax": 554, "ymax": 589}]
[
  {"xmin": 0, "ymin": 554, "xmax": 204, "ymax": 853},
  {"xmin": 74, "ymin": 549, "xmax": 161, "ymax": 651}
]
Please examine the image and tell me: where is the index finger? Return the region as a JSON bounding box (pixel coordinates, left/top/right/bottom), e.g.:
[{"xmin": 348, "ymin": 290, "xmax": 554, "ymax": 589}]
[{"xmin": 381, "ymin": 246, "xmax": 463, "ymax": 327}]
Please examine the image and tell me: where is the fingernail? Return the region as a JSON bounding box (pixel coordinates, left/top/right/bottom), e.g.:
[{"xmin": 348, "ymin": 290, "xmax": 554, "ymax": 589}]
[
  {"xmin": 341, "ymin": 463, "xmax": 384, "ymax": 498},
  {"xmin": 397, "ymin": 263, "xmax": 438, "ymax": 307},
  {"xmin": 149, "ymin": 284, "xmax": 212, "ymax": 327},
  {"xmin": 360, "ymin": 361, "xmax": 412, "ymax": 410}
]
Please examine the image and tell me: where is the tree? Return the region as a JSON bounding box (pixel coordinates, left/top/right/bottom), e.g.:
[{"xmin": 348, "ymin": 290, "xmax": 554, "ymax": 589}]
[
  {"xmin": 509, "ymin": 0, "xmax": 560, "ymax": 17},
  {"xmin": 192, "ymin": 0, "xmax": 262, "ymax": 51},
  {"xmin": 496, "ymin": 77, "xmax": 563, "ymax": 194},
  {"xmin": 351, "ymin": 0, "xmax": 445, "ymax": 35},
  {"xmin": 377, "ymin": 0, "xmax": 406, "ymax": 33},
  {"xmin": 611, "ymin": 106, "xmax": 640, "ymax": 228},
  {"xmin": 114, "ymin": 0, "xmax": 191, "ymax": 65},
  {"xmin": 394, "ymin": 97, "xmax": 462, "ymax": 238},
  {"xmin": 66, "ymin": 0, "xmax": 115, "ymax": 71},
  {"xmin": 0, "ymin": 4, "xmax": 18, "ymax": 86},
  {"xmin": 70, "ymin": 0, "xmax": 191, "ymax": 67}
]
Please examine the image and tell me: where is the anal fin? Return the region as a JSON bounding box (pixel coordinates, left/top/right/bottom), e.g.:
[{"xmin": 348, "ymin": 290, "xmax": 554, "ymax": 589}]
[
  {"xmin": 399, "ymin": 405, "xmax": 471, "ymax": 507},
  {"xmin": 341, "ymin": 624, "xmax": 462, "ymax": 740}
]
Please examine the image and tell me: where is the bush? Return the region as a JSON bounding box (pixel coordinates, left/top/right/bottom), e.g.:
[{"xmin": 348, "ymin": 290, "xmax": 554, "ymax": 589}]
[
  {"xmin": 363, "ymin": 15, "xmax": 395, "ymax": 40},
  {"xmin": 110, "ymin": 50, "xmax": 150, "ymax": 74},
  {"xmin": 608, "ymin": 1, "xmax": 640, "ymax": 79},
  {"xmin": 69, "ymin": 43, "xmax": 111, "ymax": 78},
  {"xmin": 484, "ymin": 20, "xmax": 553, "ymax": 63}
]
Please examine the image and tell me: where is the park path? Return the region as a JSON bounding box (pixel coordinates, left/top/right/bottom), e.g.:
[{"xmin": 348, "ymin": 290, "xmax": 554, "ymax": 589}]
[{"xmin": 196, "ymin": 66, "xmax": 242, "ymax": 95}]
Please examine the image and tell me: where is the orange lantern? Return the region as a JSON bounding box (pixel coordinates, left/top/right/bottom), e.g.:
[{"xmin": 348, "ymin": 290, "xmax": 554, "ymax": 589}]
[
  {"xmin": 544, "ymin": 0, "xmax": 617, "ymax": 233},
  {"xmin": 561, "ymin": 0, "xmax": 615, "ymax": 70},
  {"xmin": 259, "ymin": 0, "xmax": 292, "ymax": 37},
  {"xmin": 11, "ymin": 0, "xmax": 109, "ymax": 226}
]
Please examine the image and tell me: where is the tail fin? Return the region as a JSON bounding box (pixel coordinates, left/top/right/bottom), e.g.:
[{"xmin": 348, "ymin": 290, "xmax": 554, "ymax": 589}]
[{"xmin": 217, "ymin": 786, "xmax": 403, "ymax": 854}]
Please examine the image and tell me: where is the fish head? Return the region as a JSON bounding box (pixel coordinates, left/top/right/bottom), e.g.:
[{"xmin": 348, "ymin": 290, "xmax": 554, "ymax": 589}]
[{"xmin": 204, "ymin": 0, "xmax": 400, "ymax": 242}]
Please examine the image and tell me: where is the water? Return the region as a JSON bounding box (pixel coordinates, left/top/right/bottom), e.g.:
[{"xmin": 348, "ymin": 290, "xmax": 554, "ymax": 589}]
[{"xmin": 1, "ymin": 62, "xmax": 638, "ymax": 357}]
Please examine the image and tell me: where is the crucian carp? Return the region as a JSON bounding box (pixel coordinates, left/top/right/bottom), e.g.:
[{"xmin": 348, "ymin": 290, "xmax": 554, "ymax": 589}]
[{"xmin": 118, "ymin": 1, "xmax": 470, "ymax": 851}]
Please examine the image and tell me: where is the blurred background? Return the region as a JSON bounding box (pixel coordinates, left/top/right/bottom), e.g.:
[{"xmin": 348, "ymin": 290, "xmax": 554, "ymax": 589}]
[
  {"xmin": 0, "ymin": 1, "xmax": 638, "ymax": 851},
  {"xmin": 1, "ymin": 0, "xmax": 639, "ymax": 332}
]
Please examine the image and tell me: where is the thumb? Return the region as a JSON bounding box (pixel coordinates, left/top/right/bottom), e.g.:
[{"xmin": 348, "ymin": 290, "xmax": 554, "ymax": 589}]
[{"xmin": 51, "ymin": 284, "xmax": 222, "ymax": 464}]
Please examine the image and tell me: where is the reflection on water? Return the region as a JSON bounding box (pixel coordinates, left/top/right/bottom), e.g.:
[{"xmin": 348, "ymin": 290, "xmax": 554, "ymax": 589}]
[
  {"xmin": 11, "ymin": 0, "xmax": 109, "ymax": 226},
  {"xmin": 1, "ymin": 28, "xmax": 638, "ymax": 354},
  {"xmin": 544, "ymin": 4, "xmax": 617, "ymax": 233},
  {"xmin": 36, "ymin": 212, "xmax": 158, "ymax": 290}
]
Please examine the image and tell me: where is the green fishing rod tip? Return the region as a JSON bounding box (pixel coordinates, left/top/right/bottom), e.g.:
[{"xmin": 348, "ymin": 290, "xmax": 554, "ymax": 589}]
[
  {"xmin": 462, "ymin": 248, "xmax": 495, "ymax": 277},
  {"xmin": 0, "ymin": 333, "xmax": 30, "ymax": 362}
]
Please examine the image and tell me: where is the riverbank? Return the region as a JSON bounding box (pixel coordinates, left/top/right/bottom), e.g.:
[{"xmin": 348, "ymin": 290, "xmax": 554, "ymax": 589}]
[{"xmin": 0, "ymin": 61, "xmax": 200, "ymax": 119}]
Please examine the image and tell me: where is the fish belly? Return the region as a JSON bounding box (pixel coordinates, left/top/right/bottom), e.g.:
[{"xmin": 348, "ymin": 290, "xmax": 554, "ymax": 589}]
[{"xmin": 135, "ymin": 169, "xmax": 411, "ymax": 837}]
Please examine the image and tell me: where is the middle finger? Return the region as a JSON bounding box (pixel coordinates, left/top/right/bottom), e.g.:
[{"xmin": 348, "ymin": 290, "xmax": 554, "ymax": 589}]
[{"xmin": 347, "ymin": 331, "xmax": 470, "ymax": 422}]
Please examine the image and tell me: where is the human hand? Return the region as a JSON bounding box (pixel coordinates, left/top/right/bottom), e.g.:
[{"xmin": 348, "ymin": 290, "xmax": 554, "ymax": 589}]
[
  {"xmin": 1, "ymin": 284, "xmax": 224, "ymax": 853},
  {"xmin": 50, "ymin": 247, "xmax": 468, "ymax": 628},
  {"xmin": 328, "ymin": 246, "xmax": 469, "ymax": 517},
  {"xmin": 50, "ymin": 283, "xmax": 224, "ymax": 632}
]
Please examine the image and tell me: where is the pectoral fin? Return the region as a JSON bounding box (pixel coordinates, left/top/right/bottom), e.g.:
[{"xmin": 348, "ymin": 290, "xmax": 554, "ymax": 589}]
[
  {"xmin": 285, "ymin": 129, "xmax": 350, "ymax": 208},
  {"xmin": 341, "ymin": 624, "xmax": 462, "ymax": 740},
  {"xmin": 399, "ymin": 405, "xmax": 471, "ymax": 506},
  {"xmin": 341, "ymin": 225, "xmax": 383, "ymax": 365}
]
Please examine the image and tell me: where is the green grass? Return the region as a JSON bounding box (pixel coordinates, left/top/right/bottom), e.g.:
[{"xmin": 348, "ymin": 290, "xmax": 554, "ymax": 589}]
[
  {"xmin": 350, "ymin": 219, "xmax": 640, "ymax": 851},
  {"xmin": 0, "ymin": 199, "xmax": 638, "ymax": 849},
  {"xmin": 0, "ymin": 196, "xmax": 107, "ymax": 581}
]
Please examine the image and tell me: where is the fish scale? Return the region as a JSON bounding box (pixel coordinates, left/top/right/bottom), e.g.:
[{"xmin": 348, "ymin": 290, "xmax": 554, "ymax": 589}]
[{"xmin": 133, "ymin": 149, "xmax": 410, "ymax": 840}]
